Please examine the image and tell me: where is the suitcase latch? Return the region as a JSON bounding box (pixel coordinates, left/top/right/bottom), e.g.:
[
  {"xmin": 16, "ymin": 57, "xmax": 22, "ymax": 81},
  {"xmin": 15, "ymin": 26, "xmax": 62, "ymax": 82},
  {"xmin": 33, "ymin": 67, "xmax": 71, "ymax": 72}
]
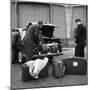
[{"xmin": 73, "ymin": 62, "xmax": 78, "ymax": 67}]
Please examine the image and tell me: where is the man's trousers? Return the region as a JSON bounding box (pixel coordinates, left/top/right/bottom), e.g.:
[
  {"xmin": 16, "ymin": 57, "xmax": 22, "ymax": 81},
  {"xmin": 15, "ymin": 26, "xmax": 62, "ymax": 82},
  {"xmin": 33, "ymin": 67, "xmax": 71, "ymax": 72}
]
[{"xmin": 75, "ymin": 45, "xmax": 85, "ymax": 57}]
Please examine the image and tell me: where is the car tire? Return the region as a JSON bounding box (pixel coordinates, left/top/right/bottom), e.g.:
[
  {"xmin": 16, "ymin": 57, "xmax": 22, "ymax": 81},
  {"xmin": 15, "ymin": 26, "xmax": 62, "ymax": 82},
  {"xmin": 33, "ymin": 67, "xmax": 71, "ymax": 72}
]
[
  {"xmin": 18, "ymin": 52, "xmax": 23, "ymax": 63},
  {"xmin": 18, "ymin": 52, "xmax": 26, "ymax": 64}
]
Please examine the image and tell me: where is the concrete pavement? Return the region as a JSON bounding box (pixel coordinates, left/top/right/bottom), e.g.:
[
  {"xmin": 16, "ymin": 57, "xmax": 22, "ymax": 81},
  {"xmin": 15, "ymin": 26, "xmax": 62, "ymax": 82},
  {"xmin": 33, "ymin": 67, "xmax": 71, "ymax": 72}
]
[{"xmin": 11, "ymin": 47, "xmax": 88, "ymax": 89}]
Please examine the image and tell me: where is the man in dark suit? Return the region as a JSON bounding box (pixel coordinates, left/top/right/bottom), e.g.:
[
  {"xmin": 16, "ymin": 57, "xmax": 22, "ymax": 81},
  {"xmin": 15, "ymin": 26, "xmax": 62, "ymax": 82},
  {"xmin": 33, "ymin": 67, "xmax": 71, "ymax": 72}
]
[
  {"xmin": 23, "ymin": 21, "xmax": 43, "ymax": 61},
  {"xmin": 74, "ymin": 19, "xmax": 87, "ymax": 57}
]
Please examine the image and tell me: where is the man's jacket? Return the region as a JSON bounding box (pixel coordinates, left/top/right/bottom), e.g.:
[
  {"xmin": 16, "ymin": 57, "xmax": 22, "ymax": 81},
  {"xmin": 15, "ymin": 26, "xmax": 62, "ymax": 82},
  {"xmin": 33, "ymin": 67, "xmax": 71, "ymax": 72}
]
[{"xmin": 75, "ymin": 23, "xmax": 87, "ymax": 46}]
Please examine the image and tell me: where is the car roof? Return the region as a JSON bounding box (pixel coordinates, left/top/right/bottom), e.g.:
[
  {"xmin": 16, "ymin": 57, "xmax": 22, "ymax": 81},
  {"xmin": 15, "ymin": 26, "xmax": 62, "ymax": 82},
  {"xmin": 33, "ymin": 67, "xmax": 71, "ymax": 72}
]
[
  {"xmin": 12, "ymin": 28, "xmax": 27, "ymax": 32},
  {"xmin": 43, "ymin": 23, "xmax": 57, "ymax": 27},
  {"xmin": 31, "ymin": 22, "xmax": 57, "ymax": 27}
]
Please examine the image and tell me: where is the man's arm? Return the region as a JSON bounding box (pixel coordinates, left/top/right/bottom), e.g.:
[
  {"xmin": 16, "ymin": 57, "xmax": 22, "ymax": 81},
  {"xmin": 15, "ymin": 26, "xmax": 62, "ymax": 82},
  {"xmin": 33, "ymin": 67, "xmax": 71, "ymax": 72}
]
[
  {"xmin": 74, "ymin": 27, "xmax": 77, "ymax": 38},
  {"xmin": 75, "ymin": 25, "xmax": 81, "ymax": 39},
  {"xmin": 34, "ymin": 26, "xmax": 39, "ymax": 38}
]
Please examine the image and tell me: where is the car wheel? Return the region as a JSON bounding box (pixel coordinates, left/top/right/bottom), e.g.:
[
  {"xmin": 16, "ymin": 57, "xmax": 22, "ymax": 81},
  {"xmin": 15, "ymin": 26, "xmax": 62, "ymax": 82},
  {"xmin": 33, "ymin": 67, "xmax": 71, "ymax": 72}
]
[
  {"xmin": 18, "ymin": 52, "xmax": 23, "ymax": 63},
  {"xmin": 18, "ymin": 52, "xmax": 26, "ymax": 64}
]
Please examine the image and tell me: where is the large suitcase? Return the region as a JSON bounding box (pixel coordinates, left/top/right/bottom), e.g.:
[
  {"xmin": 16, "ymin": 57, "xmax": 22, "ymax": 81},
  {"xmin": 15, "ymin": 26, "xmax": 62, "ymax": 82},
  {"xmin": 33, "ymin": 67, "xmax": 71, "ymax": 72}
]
[
  {"xmin": 52, "ymin": 57, "xmax": 65, "ymax": 78},
  {"xmin": 20, "ymin": 63, "xmax": 49, "ymax": 82},
  {"xmin": 63, "ymin": 57, "xmax": 87, "ymax": 75}
]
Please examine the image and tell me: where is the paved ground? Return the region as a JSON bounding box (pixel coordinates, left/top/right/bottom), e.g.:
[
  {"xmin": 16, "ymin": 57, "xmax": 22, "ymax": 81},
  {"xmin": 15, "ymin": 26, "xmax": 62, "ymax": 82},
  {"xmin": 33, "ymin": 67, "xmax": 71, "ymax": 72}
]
[{"xmin": 11, "ymin": 47, "xmax": 88, "ymax": 89}]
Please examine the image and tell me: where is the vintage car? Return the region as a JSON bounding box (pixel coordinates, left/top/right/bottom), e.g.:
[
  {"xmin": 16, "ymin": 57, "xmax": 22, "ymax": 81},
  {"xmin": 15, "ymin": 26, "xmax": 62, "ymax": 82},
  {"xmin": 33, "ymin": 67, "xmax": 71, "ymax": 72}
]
[{"xmin": 17, "ymin": 23, "xmax": 63, "ymax": 63}]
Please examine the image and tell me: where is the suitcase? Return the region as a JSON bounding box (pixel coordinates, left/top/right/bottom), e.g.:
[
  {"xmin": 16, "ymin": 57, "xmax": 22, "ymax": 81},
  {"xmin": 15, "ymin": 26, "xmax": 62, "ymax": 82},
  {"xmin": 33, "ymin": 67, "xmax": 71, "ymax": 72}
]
[
  {"xmin": 52, "ymin": 57, "xmax": 65, "ymax": 78},
  {"xmin": 20, "ymin": 62, "xmax": 49, "ymax": 82},
  {"xmin": 63, "ymin": 57, "xmax": 87, "ymax": 75}
]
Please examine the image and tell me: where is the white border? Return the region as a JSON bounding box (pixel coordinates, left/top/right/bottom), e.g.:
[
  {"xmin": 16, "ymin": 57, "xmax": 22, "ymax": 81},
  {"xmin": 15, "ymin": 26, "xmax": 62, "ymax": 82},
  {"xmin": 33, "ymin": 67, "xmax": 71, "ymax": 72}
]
[{"xmin": 0, "ymin": 0, "xmax": 89, "ymax": 90}]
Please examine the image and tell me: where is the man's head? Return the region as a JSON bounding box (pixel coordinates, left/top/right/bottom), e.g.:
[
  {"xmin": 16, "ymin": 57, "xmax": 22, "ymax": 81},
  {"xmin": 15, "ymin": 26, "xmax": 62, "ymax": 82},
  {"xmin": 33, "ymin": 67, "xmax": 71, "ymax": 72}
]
[
  {"xmin": 75, "ymin": 19, "xmax": 82, "ymax": 26},
  {"xmin": 38, "ymin": 21, "xmax": 43, "ymax": 28}
]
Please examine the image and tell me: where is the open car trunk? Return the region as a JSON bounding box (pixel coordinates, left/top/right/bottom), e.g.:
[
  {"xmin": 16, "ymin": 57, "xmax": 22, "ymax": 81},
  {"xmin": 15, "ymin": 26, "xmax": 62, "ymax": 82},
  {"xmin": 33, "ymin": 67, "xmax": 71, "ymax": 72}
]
[
  {"xmin": 17, "ymin": 23, "xmax": 63, "ymax": 63},
  {"xmin": 41, "ymin": 24, "xmax": 55, "ymax": 38},
  {"xmin": 32, "ymin": 24, "xmax": 63, "ymax": 58}
]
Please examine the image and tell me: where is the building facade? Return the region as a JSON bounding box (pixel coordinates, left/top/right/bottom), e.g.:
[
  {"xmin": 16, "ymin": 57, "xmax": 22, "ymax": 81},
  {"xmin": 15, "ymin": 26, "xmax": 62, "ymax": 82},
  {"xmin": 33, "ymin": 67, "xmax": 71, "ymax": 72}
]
[{"xmin": 11, "ymin": 0, "xmax": 87, "ymax": 40}]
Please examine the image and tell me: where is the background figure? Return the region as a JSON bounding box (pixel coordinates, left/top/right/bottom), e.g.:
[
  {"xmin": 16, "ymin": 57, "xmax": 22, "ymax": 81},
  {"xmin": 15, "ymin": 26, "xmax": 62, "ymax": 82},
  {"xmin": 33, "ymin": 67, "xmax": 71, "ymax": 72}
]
[
  {"xmin": 74, "ymin": 19, "xmax": 87, "ymax": 57},
  {"xmin": 23, "ymin": 21, "xmax": 43, "ymax": 61}
]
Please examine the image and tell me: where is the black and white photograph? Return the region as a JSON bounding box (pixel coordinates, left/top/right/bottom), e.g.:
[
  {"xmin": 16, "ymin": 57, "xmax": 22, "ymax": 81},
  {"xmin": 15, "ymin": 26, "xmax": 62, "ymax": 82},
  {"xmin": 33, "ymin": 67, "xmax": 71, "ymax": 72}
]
[{"xmin": 11, "ymin": 0, "xmax": 88, "ymax": 89}]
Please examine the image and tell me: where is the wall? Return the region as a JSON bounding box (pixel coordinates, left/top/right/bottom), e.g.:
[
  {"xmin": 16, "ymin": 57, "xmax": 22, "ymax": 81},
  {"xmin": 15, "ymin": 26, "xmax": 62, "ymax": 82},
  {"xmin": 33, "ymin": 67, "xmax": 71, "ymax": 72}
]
[
  {"xmin": 11, "ymin": 1, "xmax": 87, "ymax": 40},
  {"xmin": 11, "ymin": 2, "xmax": 17, "ymax": 29},
  {"xmin": 17, "ymin": 3, "xmax": 50, "ymax": 28},
  {"xmin": 52, "ymin": 5, "xmax": 67, "ymax": 38},
  {"xmin": 70, "ymin": 6, "xmax": 87, "ymax": 39}
]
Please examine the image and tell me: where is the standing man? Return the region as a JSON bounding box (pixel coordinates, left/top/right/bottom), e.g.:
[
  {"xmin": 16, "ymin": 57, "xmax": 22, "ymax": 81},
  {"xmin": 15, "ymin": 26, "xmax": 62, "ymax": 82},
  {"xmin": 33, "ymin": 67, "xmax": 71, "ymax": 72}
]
[
  {"xmin": 23, "ymin": 21, "xmax": 43, "ymax": 61},
  {"xmin": 74, "ymin": 19, "xmax": 87, "ymax": 57}
]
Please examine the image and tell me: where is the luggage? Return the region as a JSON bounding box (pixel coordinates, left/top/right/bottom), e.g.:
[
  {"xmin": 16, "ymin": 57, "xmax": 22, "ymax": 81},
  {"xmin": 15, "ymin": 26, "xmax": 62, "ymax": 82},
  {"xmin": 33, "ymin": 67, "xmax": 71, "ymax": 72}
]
[
  {"xmin": 63, "ymin": 57, "xmax": 87, "ymax": 75},
  {"xmin": 52, "ymin": 57, "xmax": 65, "ymax": 78},
  {"xmin": 20, "ymin": 62, "xmax": 49, "ymax": 82}
]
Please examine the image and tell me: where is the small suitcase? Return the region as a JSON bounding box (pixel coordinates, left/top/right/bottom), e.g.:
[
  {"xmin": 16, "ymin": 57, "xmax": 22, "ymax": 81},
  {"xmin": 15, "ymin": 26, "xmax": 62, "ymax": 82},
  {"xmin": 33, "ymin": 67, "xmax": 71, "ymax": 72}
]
[
  {"xmin": 52, "ymin": 57, "xmax": 65, "ymax": 78},
  {"xmin": 20, "ymin": 62, "xmax": 49, "ymax": 82},
  {"xmin": 63, "ymin": 57, "xmax": 87, "ymax": 75}
]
